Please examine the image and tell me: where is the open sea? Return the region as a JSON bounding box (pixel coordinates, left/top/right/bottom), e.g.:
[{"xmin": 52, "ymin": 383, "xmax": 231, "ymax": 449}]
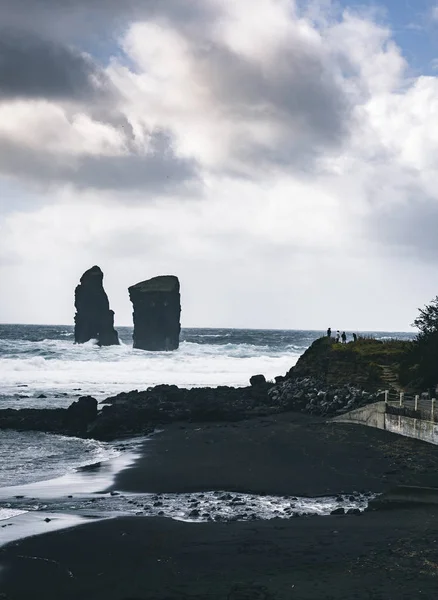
[{"xmin": 0, "ymin": 325, "xmax": 413, "ymax": 494}]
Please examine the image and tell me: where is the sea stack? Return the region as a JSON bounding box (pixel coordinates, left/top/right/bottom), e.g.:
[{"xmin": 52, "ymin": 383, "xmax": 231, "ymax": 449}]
[
  {"xmin": 129, "ymin": 275, "xmax": 181, "ymax": 351},
  {"xmin": 74, "ymin": 266, "xmax": 120, "ymax": 346}
]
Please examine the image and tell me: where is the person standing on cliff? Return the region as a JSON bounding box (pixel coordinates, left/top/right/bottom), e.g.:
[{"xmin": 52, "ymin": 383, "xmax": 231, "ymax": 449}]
[
  {"xmin": 335, "ymin": 331, "xmax": 340, "ymax": 343},
  {"xmin": 327, "ymin": 327, "xmax": 331, "ymax": 338},
  {"xmin": 353, "ymin": 333, "xmax": 357, "ymax": 342},
  {"xmin": 341, "ymin": 331, "xmax": 347, "ymax": 344}
]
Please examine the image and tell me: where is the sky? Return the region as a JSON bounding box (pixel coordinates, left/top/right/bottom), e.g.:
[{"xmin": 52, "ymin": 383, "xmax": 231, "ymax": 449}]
[{"xmin": 1, "ymin": 0, "xmax": 438, "ymax": 331}]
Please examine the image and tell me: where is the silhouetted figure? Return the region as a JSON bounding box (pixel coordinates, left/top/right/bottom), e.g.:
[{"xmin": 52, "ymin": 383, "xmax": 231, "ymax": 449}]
[
  {"xmin": 335, "ymin": 330, "xmax": 340, "ymax": 343},
  {"xmin": 341, "ymin": 331, "xmax": 347, "ymax": 344},
  {"xmin": 327, "ymin": 327, "xmax": 331, "ymax": 338},
  {"xmin": 353, "ymin": 333, "xmax": 357, "ymax": 342}
]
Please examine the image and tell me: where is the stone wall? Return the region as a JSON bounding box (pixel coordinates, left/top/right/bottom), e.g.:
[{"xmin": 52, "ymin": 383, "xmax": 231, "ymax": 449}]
[{"xmin": 333, "ymin": 402, "xmax": 438, "ymax": 446}]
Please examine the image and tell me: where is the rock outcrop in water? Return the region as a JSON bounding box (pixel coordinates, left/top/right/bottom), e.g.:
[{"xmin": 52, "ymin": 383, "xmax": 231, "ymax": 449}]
[
  {"xmin": 0, "ymin": 396, "xmax": 99, "ymax": 437},
  {"xmin": 74, "ymin": 266, "xmax": 119, "ymax": 346},
  {"xmin": 129, "ymin": 275, "xmax": 181, "ymax": 351}
]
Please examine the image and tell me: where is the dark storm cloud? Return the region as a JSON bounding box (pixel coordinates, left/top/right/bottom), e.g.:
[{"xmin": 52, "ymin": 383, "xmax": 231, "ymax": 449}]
[
  {"xmin": 0, "ymin": 0, "xmax": 209, "ymax": 192},
  {"xmin": 203, "ymin": 45, "xmax": 347, "ymax": 140},
  {"xmin": 0, "ymin": 31, "xmax": 111, "ymax": 101},
  {"xmin": 0, "ymin": 0, "xmax": 216, "ymax": 99},
  {"xmin": 195, "ymin": 41, "xmax": 351, "ymax": 172},
  {"xmin": 0, "ymin": 130, "xmax": 200, "ymax": 195},
  {"xmin": 0, "ymin": 0, "xmax": 351, "ymax": 190},
  {"xmin": 0, "ymin": 0, "xmax": 217, "ymax": 42}
]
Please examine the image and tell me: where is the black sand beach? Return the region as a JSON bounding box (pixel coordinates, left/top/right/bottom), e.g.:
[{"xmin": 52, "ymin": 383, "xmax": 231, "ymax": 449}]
[
  {"xmin": 2, "ymin": 412, "xmax": 438, "ymax": 599},
  {"xmin": 113, "ymin": 412, "xmax": 438, "ymax": 495},
  {"xmin": 2, "ymin": 507, "xmax": 438, "ymax": 600}
]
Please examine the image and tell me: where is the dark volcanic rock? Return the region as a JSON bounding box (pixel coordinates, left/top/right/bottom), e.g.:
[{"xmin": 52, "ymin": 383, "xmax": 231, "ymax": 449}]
[
  {"xmin": 0, "ymin": 396, "xmax": 98, "ymax": 438},
  {"xmin": 66, "ymin": 396, "xmax": 98, "ymax": 429},
  {"xmin": 331, "ymin": 507, "xmax": 345, "ymax": 515},
  {"xmin": 347, "ymin": 508, "xmax": 361, "ymax": 515},
  {"xmin": 267, "ymin": 376, "xmax": 383, "ymax": 417},
  {"xmin": 129, "ymin": 275, "xmax": 181, "ymax": 351},
  {"xmin": 89, "ymin": 383, "xmax": 278, "ymax": 440},
  {"xmin": 74, "ymin": 266, "xmax": 119, "ymax": 346},
  {"xmin": 250, "ymin": 374, "xmax": 266, "ymax": 387}
]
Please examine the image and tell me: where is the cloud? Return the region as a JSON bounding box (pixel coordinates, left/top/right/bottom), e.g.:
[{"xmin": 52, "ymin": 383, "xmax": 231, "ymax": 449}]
[
  {"xmin": 108, "ymin": 5, "xmax": 355, "ymax": 179},
  {"xmin": 0, "ymin": 0, "xmax": 217, "ymax": 42},
  {"xmin": 0, "ymin": 1, "xmax": 420, "ymax": 201},
  {"xmin": 3, "ymin": 0, "xmax": 438, "ymax": 329},
  {"xmin": 0, "ymin": 120, "xmax": 199, "ymax": 193},
  {"xmin": 0, "ymin": 0, "xmax": 358, "ymax": 191},
  {"xmin": 0, "ymin": 31, "xmax": 112, "ymax": 101}
]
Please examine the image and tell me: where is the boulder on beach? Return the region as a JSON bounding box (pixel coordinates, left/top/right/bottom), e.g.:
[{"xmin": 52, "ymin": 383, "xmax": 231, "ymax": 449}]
[
  {"xmin": 74, "ymin": 266, "xmax": 119, "ymax": 346},
  {"xmin": 129, "ymin": 275, "xmax": 181, "ymax": 351},
  {"xmin": 250, "ymin": 374, "xmax": 267, "ymax": 387}
]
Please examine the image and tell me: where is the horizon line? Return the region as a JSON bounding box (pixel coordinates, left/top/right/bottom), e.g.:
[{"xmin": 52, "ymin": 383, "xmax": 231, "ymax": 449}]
[{"xmin": 0, "ymin": 323, "xmax": 414, "ymax": 334}]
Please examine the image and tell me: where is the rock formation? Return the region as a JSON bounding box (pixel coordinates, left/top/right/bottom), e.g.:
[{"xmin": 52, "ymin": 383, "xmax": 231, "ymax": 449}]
[
  {"xmin": 129, "ymin": 275, "xmax": 181, "ymax": 351},
  {"xmin": 0, "ymin": 396, "xmax": 99, "ymax": 438},
  {"xmin": 74, "ymin": 266, "xmax": 119, "ymax": 346}
]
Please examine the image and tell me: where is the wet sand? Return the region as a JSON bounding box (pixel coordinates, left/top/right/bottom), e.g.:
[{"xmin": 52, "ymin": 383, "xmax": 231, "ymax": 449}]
[
  {"xmin": 113, "ymin": 412, "xmax": 438, "ymax": 496},
  {"xmin": 2, "ymin": 412, "xmax": 438, "ymax": 599},
  {"xmin": 1, "ymin": 508, "xmax": 438, "ymax": 599}
]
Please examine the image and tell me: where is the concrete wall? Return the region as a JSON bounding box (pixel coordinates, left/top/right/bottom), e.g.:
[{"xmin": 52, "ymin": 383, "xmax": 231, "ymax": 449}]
[
  {"xmin": 385, "ymin": 413, "xmax": 438, "ymax": 445},
  {"xmin": 333, "ymin": 402, "xmax": 386, "ymax": 430},
  {"xmin": 333, "ymin": 402, "xmax": 438, "ymax": 445}
]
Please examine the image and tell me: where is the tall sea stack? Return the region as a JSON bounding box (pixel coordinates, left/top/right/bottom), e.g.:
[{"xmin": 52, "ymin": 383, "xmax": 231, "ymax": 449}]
[
  {"xmin": 74, "ymin": 266, "xmax": 120, "ymax": 346},
  {"xmin": 129, "ymin": 275, "xmax": 181, "ymax": 351}
]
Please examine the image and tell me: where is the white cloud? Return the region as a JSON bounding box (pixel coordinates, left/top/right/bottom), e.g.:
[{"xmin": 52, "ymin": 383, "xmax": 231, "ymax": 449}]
[
  {"xmin": 108, "ymin": 3, "xmax": 351, "ymax": 177},
  {"xmin": 0, "ymin": 101, "xmax": 126, "ymax": 156}
]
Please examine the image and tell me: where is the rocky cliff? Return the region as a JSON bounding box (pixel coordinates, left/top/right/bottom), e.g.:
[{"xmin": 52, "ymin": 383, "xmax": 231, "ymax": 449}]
[
  {"xmin": 287, "ymin": 336, "xmax": 409, "ymax": 388},
  {"xmin": 74, "ymin": 266, "xmax": 119, "ymax": 346},
  {"xmin": 129, "ymin": 275, "xmax": 181, "ymax": 351}
]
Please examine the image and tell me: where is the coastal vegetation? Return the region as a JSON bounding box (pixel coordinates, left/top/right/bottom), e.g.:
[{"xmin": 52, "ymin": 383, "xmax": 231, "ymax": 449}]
[{"xmin": 399, "ymin": 296, "xmax": 438, "ymax": 391}]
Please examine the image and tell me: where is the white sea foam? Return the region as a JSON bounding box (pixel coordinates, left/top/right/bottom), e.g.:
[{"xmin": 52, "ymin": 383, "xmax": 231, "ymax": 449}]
[
  {"xmin": 0, "ymin": 431, "xmax": 122, "ymax": 487},
  {"xmin": 0, "ymin": 490, "xmax": 375, "ymax": 526},
  {"xmin": 0, "ymin": 508, "xmax": 28, "ymax": 521},
  {"xmin": 0, "ymin": 338, "xmax": 303, "ymax": 409}
]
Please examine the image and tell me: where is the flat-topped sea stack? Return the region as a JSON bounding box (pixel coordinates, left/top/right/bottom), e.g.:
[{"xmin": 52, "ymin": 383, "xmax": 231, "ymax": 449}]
[
  {"xmin": 74, "ymin": 266, "xmax": 119, "ymax": 346},
  {"xmin": 129, "ymin": 275, "xmax": 181, "ymax": 351}
]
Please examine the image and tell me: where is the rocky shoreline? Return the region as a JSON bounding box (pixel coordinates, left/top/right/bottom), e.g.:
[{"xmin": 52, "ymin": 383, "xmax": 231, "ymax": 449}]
[
  {"xmin": 0, "ymin": 377, "xmax": 384, "ymax": 440},
  {"xmin": 0, "ymin": 336, "xmax": 393, "ymax": 440}
]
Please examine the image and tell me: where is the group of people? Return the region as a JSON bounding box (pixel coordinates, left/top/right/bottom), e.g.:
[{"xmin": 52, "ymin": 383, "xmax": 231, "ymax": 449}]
[{"xmin": 326, "ymin": 328, "xmax": 357, "ymax": 344}]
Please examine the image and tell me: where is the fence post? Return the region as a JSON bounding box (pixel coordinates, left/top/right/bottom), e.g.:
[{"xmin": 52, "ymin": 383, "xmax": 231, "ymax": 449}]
[
  {"xmin": 432, "ymin": 399, "xmax": 436, "ymax": 422},
  {"xmin": 399, "ymin": 392, "xmax": 404, "ymax": 407},
  {"xmin": 415, "ymin": 395, "xmax": 419, "ymax": 411},
  {"xmin": 384, "ymin": 390, "xmax": 388, "ymax": 405}
]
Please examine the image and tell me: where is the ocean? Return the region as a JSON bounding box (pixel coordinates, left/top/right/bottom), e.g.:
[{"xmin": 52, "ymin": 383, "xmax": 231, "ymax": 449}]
[{"xmin": 0, "ymin": 325, "xmax": 413, "ymax": 493}]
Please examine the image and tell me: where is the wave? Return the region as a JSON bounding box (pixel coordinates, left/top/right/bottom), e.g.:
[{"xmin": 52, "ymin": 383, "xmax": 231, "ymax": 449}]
[
  {"xmin": 0, "ymin": 327, "xmax": 414, "ymax": 410},
  {"xmin": 0, "ymin": 430, "xmax": 121, "ymax": 487},
  {"xmin": 0, "ymin": 338, "xmax": 303, "ymax": 409}
]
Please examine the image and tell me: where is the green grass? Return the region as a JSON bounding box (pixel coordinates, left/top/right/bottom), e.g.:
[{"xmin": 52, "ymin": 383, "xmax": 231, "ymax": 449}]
[{"xmin": 331, "ymin": 337, "xmax": 412, "ymax": 359}]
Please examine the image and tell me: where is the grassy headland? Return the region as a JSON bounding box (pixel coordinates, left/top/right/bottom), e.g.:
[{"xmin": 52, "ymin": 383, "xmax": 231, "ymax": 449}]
[{"xmin": 289, "ymin": 335, "xmax": 413, "ymax": 391}]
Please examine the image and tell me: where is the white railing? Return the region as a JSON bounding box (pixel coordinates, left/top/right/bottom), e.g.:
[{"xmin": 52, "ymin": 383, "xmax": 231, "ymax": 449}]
[{"xmin": 384, "ymin": 389, "xmax": 437, "ymax": 423}]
